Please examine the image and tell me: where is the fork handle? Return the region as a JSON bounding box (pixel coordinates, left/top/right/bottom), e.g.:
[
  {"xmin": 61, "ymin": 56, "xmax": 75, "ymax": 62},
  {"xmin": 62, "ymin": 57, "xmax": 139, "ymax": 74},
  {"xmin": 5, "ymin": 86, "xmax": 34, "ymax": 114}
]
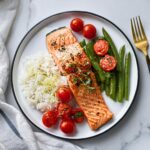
[{"xmin": 146, "ymin": 54, "xmax": 150, "ymax": 73}]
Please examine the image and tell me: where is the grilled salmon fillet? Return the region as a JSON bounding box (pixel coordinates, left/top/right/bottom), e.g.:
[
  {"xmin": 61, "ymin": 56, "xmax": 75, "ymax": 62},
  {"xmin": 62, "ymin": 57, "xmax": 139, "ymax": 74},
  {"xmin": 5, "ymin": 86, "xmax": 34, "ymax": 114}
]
[
  {"xmin": 46, "ymin": 27, "xmax": 113, "ymax": 130},
  {"xmin": 68, "ymin": 72, "xmax": 113, "ymax": 130}
]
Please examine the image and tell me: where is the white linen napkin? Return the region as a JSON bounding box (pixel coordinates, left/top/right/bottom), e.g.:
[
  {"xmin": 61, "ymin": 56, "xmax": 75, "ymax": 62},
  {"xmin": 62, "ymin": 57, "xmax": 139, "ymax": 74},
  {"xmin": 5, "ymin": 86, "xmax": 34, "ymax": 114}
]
[{"xmin": 0, "ymin": 0, "xmax": 86, "ymax": 150}]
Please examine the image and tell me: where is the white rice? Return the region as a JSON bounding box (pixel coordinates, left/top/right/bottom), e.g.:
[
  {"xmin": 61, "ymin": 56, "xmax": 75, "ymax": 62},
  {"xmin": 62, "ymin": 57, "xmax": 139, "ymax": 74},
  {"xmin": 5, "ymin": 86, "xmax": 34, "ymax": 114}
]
[{"xmin": 20, "ymin": 53, "xmax": 67, "ymax": 112}]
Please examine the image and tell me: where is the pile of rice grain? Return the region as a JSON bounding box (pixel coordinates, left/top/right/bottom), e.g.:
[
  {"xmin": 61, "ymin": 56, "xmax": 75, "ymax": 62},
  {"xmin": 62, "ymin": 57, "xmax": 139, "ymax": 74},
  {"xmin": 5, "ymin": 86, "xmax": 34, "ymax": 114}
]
[{"xmin": 20, "ymin": 54, "xmax": 67, "ymax": 112}]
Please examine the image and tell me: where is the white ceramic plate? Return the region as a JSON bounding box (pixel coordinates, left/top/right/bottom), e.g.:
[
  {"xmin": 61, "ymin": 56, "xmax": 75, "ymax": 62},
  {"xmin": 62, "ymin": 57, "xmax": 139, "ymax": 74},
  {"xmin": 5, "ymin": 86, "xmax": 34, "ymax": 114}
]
[{"xmin": 11, "ymin": 11, "xmax": 139, "ymax": 140}]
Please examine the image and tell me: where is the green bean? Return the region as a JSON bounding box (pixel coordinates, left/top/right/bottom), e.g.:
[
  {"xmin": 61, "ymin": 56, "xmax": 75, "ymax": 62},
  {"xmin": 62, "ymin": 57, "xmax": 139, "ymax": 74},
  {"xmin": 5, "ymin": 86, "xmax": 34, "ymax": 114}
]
[
  {"xmin": 80, "ymin": 39, "xmax": 86, "ymax": 48},
  {"xmin": 85, "ymin": 42, "xmax": 105, "ymax": 82},
  {"xmin": 108, "ymin": 48, "xmax": 114, "ymax": 56},
  {"xmin": 125, "ymin": 52, "xmax": 131, "ymax": 100},
  {"xmin": 85, "ymin": 42, "xmax": 96, "ymax": 59},
  {"xmin": 94, "ymin": 70, "xmax": 105, "ymax": 92},
  {"xmin": 93, "ymin": 62, "xmax": 105, "ymax": 82},
  {"xmin": 102, "ymin": 28, "xmax": 121, "ymax": 71},
  {"xmin": 105, "ymin": 78, "xmax": 110, "ymax": 96},
  {"xmin": 105, "ymin": 77, "xmax": 110, "ymax": 85},
  {"xmin": 94, "ymin": 71, "xmax": 101, "ymax": 83},
  {"xmin": 109, "ymin": 73, "xmax": 117, "ymax": 100},
  {"xmin": 118, "ymin": 45, "xmax": 125, "ymax": 102},
  {"xmin": 86, "ymin": 41, "xmax": 98, "ymax": 57},
  {"xmin": 100, "ymin": 82, "xmax": 105, "ymax": 91},
  {"xmin": 104, "ymin": 71, "xmax": 113, "ymax": 79}
]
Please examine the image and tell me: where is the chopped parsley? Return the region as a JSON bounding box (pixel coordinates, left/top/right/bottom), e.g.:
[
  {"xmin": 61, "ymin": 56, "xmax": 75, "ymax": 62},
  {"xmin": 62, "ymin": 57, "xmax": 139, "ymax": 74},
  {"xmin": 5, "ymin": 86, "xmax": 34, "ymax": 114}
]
[
  {"xmin": 74, "ymin": 112, "xmax": 83, "ymax": 118},
  {"xmin": 72, "ymin": 72, "xmax": 96, "ymax": 92},
  {"xmin": 83, "ymin": 78, "xmax": 92, "ymax": 85},
  {"xmin": 68, "ymin": 63, "xmax": 76, "ymax": 67}
]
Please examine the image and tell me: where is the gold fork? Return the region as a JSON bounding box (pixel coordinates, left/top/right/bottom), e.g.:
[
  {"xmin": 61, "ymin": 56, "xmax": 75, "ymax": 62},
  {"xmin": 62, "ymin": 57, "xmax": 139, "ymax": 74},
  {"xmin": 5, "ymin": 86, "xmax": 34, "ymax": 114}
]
[{"xmin": 131, "ymin": 16, "xmax": 150, "ymax": 72}]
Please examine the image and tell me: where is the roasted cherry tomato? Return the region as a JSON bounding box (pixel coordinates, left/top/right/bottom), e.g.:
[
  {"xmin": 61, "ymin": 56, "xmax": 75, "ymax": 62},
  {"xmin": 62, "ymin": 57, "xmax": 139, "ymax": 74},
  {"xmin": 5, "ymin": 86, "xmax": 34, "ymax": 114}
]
[
  {"xmin": 61, "ymin": 113, "xmax": 72, "ymax": 121},
  {"xmin": 94, "ymin": 39, "xmax": 109, "ymax": 56},
  {"xmin": 42, "ymin": 110, "xmax": 58, "ymax": 128},
  {"xmin": 71, "ymin": 108, "xmax": 84, "ymax": 123},
  {"xmin": 83, "ymin": 24, "xmax": 96, "ymax": 39},
  {"xmin": 60, "ymin": 120, "xmax": 75, "ymax": 134},
  {"xmin": 100, "ymin": 54, "xmax": 117, "ymax": 72},
  {"xmin": 56, "ymin": 86, "xmax": 73, "ymax": 103},
  {"xmin": 57, "ymin": 103, "xmax": 72, "ymax": 118},
  {"xmin": 70, "ymin": 18, "xmax": 84, "ymax": 32}
]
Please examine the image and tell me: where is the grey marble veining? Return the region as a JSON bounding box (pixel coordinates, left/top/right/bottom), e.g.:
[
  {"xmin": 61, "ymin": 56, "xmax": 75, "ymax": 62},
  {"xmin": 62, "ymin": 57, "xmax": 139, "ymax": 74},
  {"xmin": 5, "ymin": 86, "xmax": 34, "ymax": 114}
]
[{"xmin": 6, "ymin": 0, "xmax": 150, "ymax": 150}]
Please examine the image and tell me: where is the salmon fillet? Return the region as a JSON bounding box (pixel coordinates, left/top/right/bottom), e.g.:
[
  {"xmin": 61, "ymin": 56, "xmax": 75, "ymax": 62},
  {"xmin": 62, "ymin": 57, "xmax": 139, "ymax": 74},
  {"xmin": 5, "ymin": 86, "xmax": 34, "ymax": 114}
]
[
  {"xmin": 46, "ymin": 27, "xmax": 113, "ymax": 130},
  {"xmin": 67, "ymin": 72, "xmax": 113, "ymax": 130}
]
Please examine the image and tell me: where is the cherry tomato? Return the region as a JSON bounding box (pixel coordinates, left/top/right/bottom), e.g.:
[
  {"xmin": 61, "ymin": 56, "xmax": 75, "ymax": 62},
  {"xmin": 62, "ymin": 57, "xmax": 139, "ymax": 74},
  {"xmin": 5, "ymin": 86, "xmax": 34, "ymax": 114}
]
[
  {"xmin": 61, "ymin": 113, "xmax": 72, "ymax": 121},
  {"xmin": 83, "ymin": 24, "xmax": 96, "ymax": 39},
  {"xmin": 71, "ymin": 108, "xmax": 84, "ymax": 123},
  {"xmin": 42, "ymin": 110, "xmax": 58, "ymax": 128},
  {"xmin": 56, "ymin": 86, "xmax": 73, "ymax": 103},
  {"xmin": 60, "ymin": 120, "xmax": 75, "ymax": 134},
  {"xmin": 100, "ymin": 55, "xmax": 117, "ymax": 72},
  {"xmin": 94, "ymin": 39, "xmax": 109, "ymax": 56},
  {"xmin": 70, "ymin": 18, "xmax": 84, "ymax": 32},
  {"xmin": 57, "ymin": 103, "xmax": 72, "ymax": 118}
]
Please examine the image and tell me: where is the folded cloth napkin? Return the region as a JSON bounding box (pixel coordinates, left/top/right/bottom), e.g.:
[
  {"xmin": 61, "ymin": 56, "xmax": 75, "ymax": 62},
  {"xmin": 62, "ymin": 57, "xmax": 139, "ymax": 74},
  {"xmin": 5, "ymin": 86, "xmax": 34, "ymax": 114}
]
[{"xmin": 0, "ymin": 0, "xmax": 86, "ymax": 150}]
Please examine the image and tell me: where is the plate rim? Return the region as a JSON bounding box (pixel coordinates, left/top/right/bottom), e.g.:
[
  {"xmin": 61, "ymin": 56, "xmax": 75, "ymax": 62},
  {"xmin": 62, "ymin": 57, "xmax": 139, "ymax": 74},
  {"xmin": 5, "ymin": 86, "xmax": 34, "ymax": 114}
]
[{"xmin": 11, "ymin": 10, "xmax": 140, "ymax": 140}]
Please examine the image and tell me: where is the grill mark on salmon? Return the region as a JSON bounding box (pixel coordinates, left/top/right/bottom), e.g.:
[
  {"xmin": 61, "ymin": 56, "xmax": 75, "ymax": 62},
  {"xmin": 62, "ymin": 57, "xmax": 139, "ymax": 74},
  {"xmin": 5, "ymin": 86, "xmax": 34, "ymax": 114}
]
[
  {"xmin": 46, "ymin": 27, "xmax": 113, "ymax": 130},
  {"xmin": 67, "ymin": 72, "xmax": 113, "ymax": 130}
]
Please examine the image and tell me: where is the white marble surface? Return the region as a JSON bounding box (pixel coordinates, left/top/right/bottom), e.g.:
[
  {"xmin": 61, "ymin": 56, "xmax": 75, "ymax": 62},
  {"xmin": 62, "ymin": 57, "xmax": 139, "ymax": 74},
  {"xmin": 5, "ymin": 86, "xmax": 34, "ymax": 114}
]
[{"xmin": 5, "ymin": 0, "xmax": 150, "ymax": 149}]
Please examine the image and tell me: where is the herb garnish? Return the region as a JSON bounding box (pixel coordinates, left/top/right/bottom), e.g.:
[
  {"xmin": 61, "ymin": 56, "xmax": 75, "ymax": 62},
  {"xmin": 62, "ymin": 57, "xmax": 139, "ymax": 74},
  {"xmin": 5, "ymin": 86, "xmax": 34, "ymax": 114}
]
[
  {"xmin": 68, "ymin": 63, "xmax": 75, "ymax": 67},
  {"xmin": 72, "ymin": 72, "xmax": 95, "ymax": 92},
  {"xmin": 51, "ymin": 41, "xmax": 57, "ymax": 46},
  {"xmin": 83, "ymin": 78, "xmax": 92, "ymax": 85},
  {"xmin": 74, "ymin": 112, "xmax": 83, "ymax": 118}
]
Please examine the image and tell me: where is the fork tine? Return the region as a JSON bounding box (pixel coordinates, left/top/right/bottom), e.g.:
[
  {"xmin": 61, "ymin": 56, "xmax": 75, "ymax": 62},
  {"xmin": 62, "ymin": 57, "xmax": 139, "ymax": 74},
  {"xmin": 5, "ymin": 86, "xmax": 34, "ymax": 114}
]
[
  {"xmin": 133, "ymin": 18, "xmax": 139, "ymax": 41},
  {"xmin": 138, "ymin": 16, "xmax": 147, "ymax": 39},
  {"xmin": 131, "ymin": 18, "xmax": 136, "ymax": 42},
  {"xmin": 136, "ymin": 17, "xmax": 142, "ymax": 40}
]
